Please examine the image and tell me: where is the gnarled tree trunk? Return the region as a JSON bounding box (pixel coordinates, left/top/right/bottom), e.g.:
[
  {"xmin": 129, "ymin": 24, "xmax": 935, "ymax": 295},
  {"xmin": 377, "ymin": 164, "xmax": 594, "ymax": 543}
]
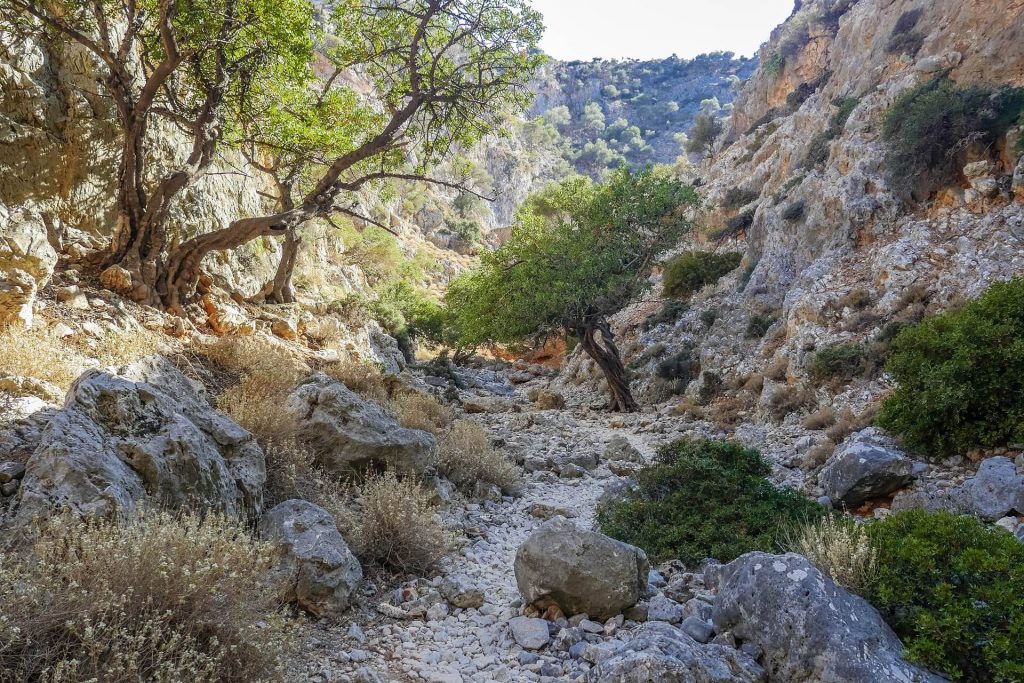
[
  {"xmin": 255, "ymin": 227, "xmax": 300, "ymax": 304},
  {"xmin": 576, "ymin": 318, "xmax": 637, "ymax": 413}
]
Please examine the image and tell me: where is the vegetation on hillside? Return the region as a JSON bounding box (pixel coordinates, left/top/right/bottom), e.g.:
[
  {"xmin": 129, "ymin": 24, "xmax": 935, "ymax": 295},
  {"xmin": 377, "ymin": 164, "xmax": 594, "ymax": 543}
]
[
  {"xmin": 597, "ymin": 439, "xmax": 826, "ymax": 565},
  {"xmin": 446, "ymin": 168, "xmax": 697, "ymax": 411},
  {"xmin": 878, "ymin": 278, "xmax": 1024, "ymax": 457}
]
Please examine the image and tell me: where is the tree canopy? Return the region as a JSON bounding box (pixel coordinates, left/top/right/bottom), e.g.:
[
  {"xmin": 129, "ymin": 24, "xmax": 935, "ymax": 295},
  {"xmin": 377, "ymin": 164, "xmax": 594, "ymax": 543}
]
[{"xmin": 447, "ymin": 167, "xmax": 698, "ymax": 410}]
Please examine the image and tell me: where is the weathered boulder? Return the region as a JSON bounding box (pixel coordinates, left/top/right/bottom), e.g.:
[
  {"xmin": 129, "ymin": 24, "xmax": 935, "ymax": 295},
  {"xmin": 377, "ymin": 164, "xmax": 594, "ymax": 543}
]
[
  {"xmin": 586, "ymin": 622, "xmax": 765, "ymax": 683},
  {"xmin": 15, "ymin": 356, "xmax": 265, "ymax": 521},
  {"xmin": 508, "ymin": 616, "xmax": 551, "ymax": 650},
  {"xmin": 963, "ymin": 456, "xmax": 1024, "ymax": 520},
  {"xmin": 287, "ymin": 374, "xmax": 435, "ymax": 474},
  {"xmin": 261, "ymin": 499, "xmax": 362, "ymax": 616},
  {"xmin": 514, "ymin": 516, "xmax": 649, "ymax": 620},
  {"xmin": 603, "ymin": 435, "xmax": 643, "ymax": 463},
  {"xmin": 712, "ymin": 552, "xmax": 944, "ymax": 683},
  {"xmin": 440, "ymin": 574, "xmax": 485, "ymax": 609},
  {"xmin": 0, "ymin": 208, "xmax": 58, "ymax": 325},
  {"xmin": 819, "ymin": 428, "xmax": 914, "ymax": 506}
]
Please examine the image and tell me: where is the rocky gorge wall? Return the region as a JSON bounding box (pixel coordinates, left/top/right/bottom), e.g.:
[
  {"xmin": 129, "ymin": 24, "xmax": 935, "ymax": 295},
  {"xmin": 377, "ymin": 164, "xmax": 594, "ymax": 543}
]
[{"xmin": 556, "ymin": 0, "xmax": 1024, "ymax": 502}]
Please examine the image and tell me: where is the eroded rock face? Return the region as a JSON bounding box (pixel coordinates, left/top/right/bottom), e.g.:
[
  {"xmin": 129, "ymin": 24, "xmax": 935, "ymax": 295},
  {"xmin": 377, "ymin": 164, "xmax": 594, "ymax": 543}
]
[
  {"xmin": 712, "ymin": 552, "xmax": 944, "ymax": 683},
  {"xmin": 287, "ymin": 374, "xmax": 436, "ymax": 475},
  {"xmin": 514, "ymin": 516, "xmax": 649, "ymax": 621},
  {"xmin": 261, "ymin": 499, "xmax": 362, "ymax": 616},
  {"xmin": 15, "ymin": 356, "xmax": 265, "ymax": 521},
  {"xmin": 587, "ymin": 622, "xmax": 765, "ymax": 683},
  {"xmin": 819, "ymin": 428, "xmax": 915, "ymax": 506}
]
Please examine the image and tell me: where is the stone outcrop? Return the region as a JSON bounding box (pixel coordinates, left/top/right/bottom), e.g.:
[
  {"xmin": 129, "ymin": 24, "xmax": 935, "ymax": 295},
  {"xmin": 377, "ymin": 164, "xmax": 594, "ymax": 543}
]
[
  {"xmin": 818, "ymin": 428, "xmax": 915, "ymax": 506},
  {"xmin": 514, "ymin": 516, "xmax": 649, "ymax": 620},
  {"xmin": 261, "ymin": 499, "xmax": 362, "ymax": 616},
  {"xmin": 15, "ymin": 356, "xmax": 265, "ymax": 521},
  {"xmin": 962, "ymin": 456, "xmax": 1024, "ymax": 520},
  {"xmin": 287, "ymin": 374, "xmax": 436, "ymax": 475},
  {"xmin": 587, "ymin": 622, "xmax": 765, "ymax": 683},
  {"xmin": 712, "ymin": 552, "xmax": 944, "ymax": 683}
]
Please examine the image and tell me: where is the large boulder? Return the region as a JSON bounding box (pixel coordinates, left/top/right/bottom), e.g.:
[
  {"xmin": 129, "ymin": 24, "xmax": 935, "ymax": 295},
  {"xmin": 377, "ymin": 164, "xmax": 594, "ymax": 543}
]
[
  {"xmin": 962, "ymin": 456, "xmax": 1024, "ymax": 520},
  {"xmin": 261, "ymin": 499, "xmax": 362, "ymax": 616},
  {"xmin": 0, "ymin": 207, "xmax": 58, "ymax": 327},
  {"xmin": 514, "ymin": 516, "xmax": 649, "ymax": 620},
  {"xmin": 287, "ymin": 374, "xmax": 435, "ymax": 474},
  {"xmin": 587, "ymin": 622, "xmax": 765, "ymax": 683},
  {"xmin": 819, "ymin": 428, "xmax": 914, "ymax": 506},
  {"xmin": 712, "ymin": 553, "xmax": 944, "ymax": 683},
  {"xmin": 15, "ymin": 356, "xmax": 265, "ymax": 521}
]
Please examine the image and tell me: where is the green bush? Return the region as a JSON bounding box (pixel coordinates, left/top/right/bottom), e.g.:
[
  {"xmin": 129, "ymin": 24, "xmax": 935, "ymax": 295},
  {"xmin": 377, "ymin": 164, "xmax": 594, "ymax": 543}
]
[
  {"xmin": 877, "ymin": 278, "xmax": 1024, "ymax": 457},
  {"xmin": 656, "ymin": 347, "xmax": 700, "ymax": 385},
  {"xmin": 662, "ymin": 251, "xmax": 743, "ymax": 299},
  {"xmin": 598, "ymin": 439, "xmax": 825, "ymax": 565},
  {"xmin": 866, "ymin": 509, "xmax": 1024, "ymax": 682},
  {"xmin": 745, "ymin": 312, "xmax": 779, "ymax": 339},
  {"xmin": 804, "ymin": 97, "xmax": 860, "ymax": 168},
  {"xmin": 882, "ymin": 77, "xmax": 1024, "ymax": 199},
  {"xmin": 722, "ymin": 186, "xmax": 760, "ymax": 210},
  {"xmin": 807, "ymin": 343, "xmax": 868, "ymax": 384},
  {"xmin": 699, "ymin": 308, "xmax": 719, "ymax": 328},
  {"xmin": 643, "ymin": 299, "xmax": 689, "ymax": 330}
]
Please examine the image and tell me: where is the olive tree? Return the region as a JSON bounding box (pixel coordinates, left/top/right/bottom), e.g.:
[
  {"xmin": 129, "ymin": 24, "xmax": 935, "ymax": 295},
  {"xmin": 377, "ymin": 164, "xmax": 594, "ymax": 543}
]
[
  {"xmin": 2, "ymin": 0, "xmax": 543, "ymax": 312},
  {"xmin": 447, "ymin": 168, "xmax": 697, "ymax": 412}
]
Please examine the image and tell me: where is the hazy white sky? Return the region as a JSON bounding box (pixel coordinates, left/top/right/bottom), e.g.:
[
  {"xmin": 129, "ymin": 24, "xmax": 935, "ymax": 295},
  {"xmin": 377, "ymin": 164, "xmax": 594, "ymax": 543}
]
[{"xmin": 530, "ymin": 0, "xmax": 796, "ymax": 61}]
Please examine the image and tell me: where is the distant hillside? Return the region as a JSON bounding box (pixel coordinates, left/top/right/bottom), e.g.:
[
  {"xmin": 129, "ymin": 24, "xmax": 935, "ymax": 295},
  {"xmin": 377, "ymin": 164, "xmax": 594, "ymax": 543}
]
[{"xmin": 528, "ymin": 53, "xmax": 758, "ymax": 177}]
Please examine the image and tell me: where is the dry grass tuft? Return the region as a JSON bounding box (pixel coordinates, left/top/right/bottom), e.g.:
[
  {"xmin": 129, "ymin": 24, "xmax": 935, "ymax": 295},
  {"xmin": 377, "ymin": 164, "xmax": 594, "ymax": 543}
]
[
  {"xmin": 392, "ymin": 391, "xmax": 455, "ymax": 435},
  {"xmin": 0, "ymin": 511, "xmax": 291, "ymax": 682},
  {"xmin": 86, "ymin": 325, "xmax": 166, "ymax": 368},
  {"xmin": 785, "ymin": 515, "xmax": 878, "ymax": 593},
  {"xmin": 0, "ymin": 324, "xmax": 83, "ymax": 389},
  {"xmin": 325, "ymin": 360, "xmax": 389, "ymax": 404},
  {"xmin": 825, "ymin": 404, "xmax": 880, "ymax": 444},
  {"xmin": 196, "ymin": 335, "xmax": 309, "ymax": 445},
  {"xmin": 802, "ymin": 406, "xmax": 836, "ymax": 430},
  {"xmin": 438, "ymin": 420, "xmax": 521, "ymax": 494},
  {"xmin": 347, "ymin": 470, "xmax": 449, "ymax": 573}
]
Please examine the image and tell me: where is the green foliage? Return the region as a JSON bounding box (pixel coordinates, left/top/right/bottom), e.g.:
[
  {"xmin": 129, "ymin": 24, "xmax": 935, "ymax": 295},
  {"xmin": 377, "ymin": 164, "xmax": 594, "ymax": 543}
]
[
  {"xmin": 806, "ymin": 343, "xmax": 878, "ymax": 385},
  {"xmin": 447, "ymin": 168, "xmax": 698, "ymax": 347},
  {"xmin": 643, "ymin": 300, "xmax": 689, "ymax": 331},
  {"xmin": 882, "ymin": 77, "xmax": 1024, "ymax": 199},
  {"xmin": 763, "ymin": 54, "xmax": 785, "ymax": 79},
  {"xmin": 781, "ymin": 199, "xmax": 806, "ymax": 221},
  {"xmin": 700, "ymin": 308, "xmax": 719, "ymax": 328},
  {"xmin": 598, "ymin": 439, "xmax": 825, "ymax": 565},
  {"xmin": 685, "ymin": 113, "xmax": 724, "ymax": 157},
  {"xmin": 745, "ymin": 312, "xmax": 778, "ymax": 339},
  {"xmin": 662, "ymin": 251, "xmax": 743, "ymax": 299},
  {"xmin": 866, "ymin": 510, "xmax": 1024, "ymax": 682},
  {"xmin": 656, "ymin": 347, "xmax": 700, "ymax": 387},
  {"xmin": 713, "ymin": 209, "xmax": 755, "ymax": 239},
  {"xmin": 697, "ymin": 371, "xmax": 723, "ymax": 404},
  {"xmin": 804, "ymin": 97, "xmax": 860, "ymax": 168},
  {"xmin": 877, "ymin": 278, "xmax": 1024, "ymax": 457}
]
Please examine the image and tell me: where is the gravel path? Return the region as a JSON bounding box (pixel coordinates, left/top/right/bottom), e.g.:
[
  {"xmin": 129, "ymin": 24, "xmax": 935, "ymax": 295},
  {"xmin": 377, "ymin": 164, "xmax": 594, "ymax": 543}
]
[{"xmin": 293, "ymin": 408, "xmax": 667, "ymax": 683}]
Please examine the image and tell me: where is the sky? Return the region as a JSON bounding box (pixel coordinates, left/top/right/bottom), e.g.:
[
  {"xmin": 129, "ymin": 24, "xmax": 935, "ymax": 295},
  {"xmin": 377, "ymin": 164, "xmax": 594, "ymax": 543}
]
[{"xmin": 529, "ymin": 0, "xmax": 796, "ymax": 61}]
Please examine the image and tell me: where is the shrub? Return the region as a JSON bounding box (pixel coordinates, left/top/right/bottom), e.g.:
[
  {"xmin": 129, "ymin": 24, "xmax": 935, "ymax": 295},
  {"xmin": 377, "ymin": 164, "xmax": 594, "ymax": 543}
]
[
  {"xmin": 0, "ymin": 324, "xmax": 83, "ymax": 389},
  {"xmin": 697, "ymin": 371, "xmax": 724, "ymax": 405},
  {"xmin": 437, "ymin": 420, "xmax": 520, "ymax": 494},
  {"xmin": 87, "ymin": 325, "xmax": 166, "ymax": 368},
  {"xmin": 804, "ymin": 97, "xmax": 860, "ymax": 168},
  {"xmin": 325, "ymin": 361, "xmax": 389, "ymax": 404},
  {"xmin": 721, "ymin": 186, "xmax": 760, "ymax": 210},
  {"xmin": 392, "ymin": 391, "xmax": 454, "ymax": 435},
  {"xmin": 745, "ymin": 312, "xmax": 779, "ymax": 339},
  {"xmin": 348, "ymin": 470, "xmax": 450, "ymax": 573},
  {"xmin": 807, "ymin": 343, "xmax": 868, "ymax": 384},
  {"xmin": 597, "ymin": 439, "xmax": 825, "ymax": 565},
  {"xmin": 877, "ymin": 278, "xmax": 1024, "ymax": 457},
  {"xmin": 886, "ymin": 9, "xmax": 925, "ymax": 56},
  {"xmin": 712, "ymin": 209, "xmax": 755, "ymax": 240},
  {"xmin": 642, "ymin": 299, "xmax": 689, "ymax": 330},
  {"xmin": 787, "ymin": 516, "xmax": 877, "ymax": 593},
  {"xmin": 763, "ymin": 53, "xmax": 784, "ymax": 79},
  {"xmin": 802, "ymin": 406, "xmax": 836, "ymax": 430},
  {"xmin": 662, "ymin": 251, "xmax": 743, "ymax": 299},
  {"xmin": 684, "ymin": 112, "xmax": 723, "ymax": 157},
  {"xmin": 656, "ymin": 347, "xmax": 700, "ymax": 388},
  {"xmin": 781, "ymin": 200, "xmax": 805, "ymax": 221},
  {"xmin": 699, "ymin": 308, "xmax": 719, "ymax": 328},
  {"xmin": 883, "ymin": 78, "xmax": 1024, "ymax": 199},
  {"xmin": 766, "ymin": 383, "xmax": 816, "ymax": 422},
  {"xmin": 866, "ymin": 509, "xmax": 1024, "ymax": 682},
  {"xmin": 0, "ymin": 512, "xmax": 289, "ymax": 682}
]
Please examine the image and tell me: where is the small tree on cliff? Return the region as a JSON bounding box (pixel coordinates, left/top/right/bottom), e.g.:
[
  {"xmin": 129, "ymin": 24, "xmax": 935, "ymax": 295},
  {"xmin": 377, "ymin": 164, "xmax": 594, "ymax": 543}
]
[
  {"xmin": 2, "ymin": 0, "xmax": 542, "ymax": 312},
  {"xmin": 446, "ymin": 168, "xmax": 697, "ymax": 412}
]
